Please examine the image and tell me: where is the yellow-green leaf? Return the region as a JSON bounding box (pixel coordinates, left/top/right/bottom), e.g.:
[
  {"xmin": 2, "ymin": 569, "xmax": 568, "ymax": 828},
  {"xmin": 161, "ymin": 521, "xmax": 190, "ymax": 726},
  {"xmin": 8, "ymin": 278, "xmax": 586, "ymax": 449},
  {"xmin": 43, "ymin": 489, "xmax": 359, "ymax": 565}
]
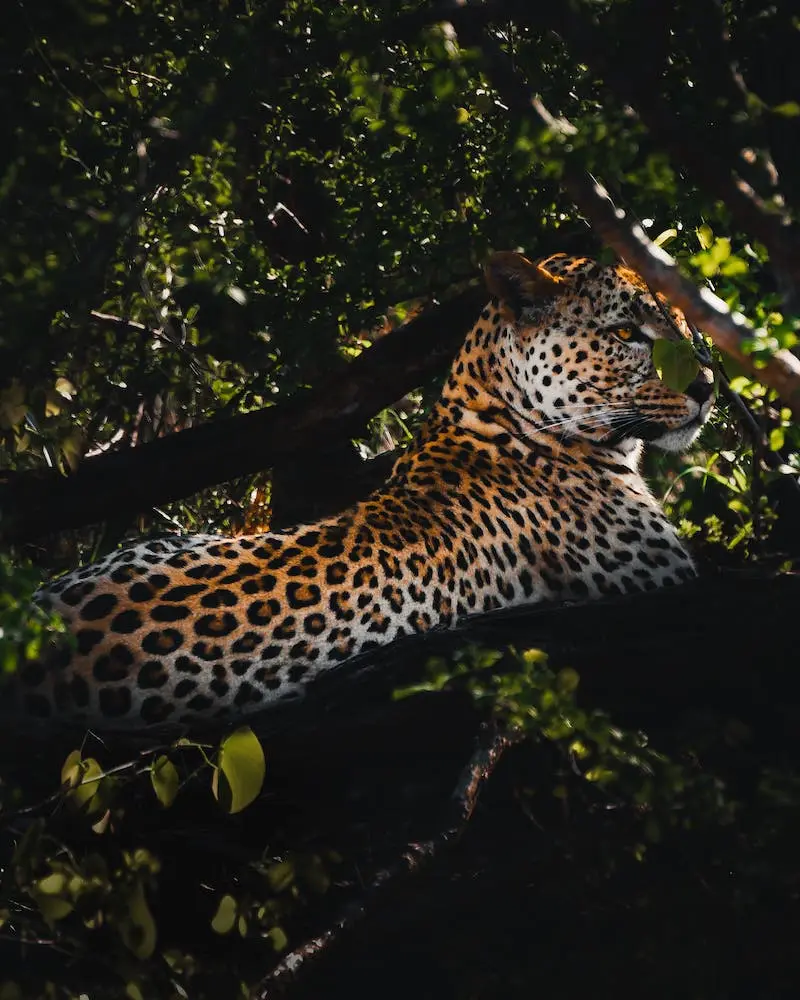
[
  {"xmin": 652, "ymin": 339, "xmax": 700, "ymax": 393},
  {"xmin": 267, "ymin": 926, "xmax": 288, "ymax": 951},
  {"xmin": 522, "ymin": 648, "xmax": 548, "ymax": 667},
  {"xmin": 36, "ymin": 873, "xmax": 67, "ymax": 896},
  {"xmin": 696, "ymin": 224, "xmax": 714, "ymax": 250},
  {"xmin": 119, "ymin": 881, "xmax": 157, "ymax": 959},
  {"xmin": 60, "ymin": 749, "xmax": 83, "ymax": 789},
  {"xmin": 265, "ymin": 859, "xmax": 296, "ymax": 893},
  {"xmin": 32, "ymin": 891, "xmax": 73, "ymax": 925},
  {"xmin": 211, "ymin": 894, "xmax": 237, "ymax": 935},
  {"xmin": 151, "ymin": 755, "xmax": 180, "ymax": 808},
  {"xmin": 0, "ymin": 381, "xmax": 27, "ymax": 429},
  {"xmin": 556, "ymin": 667, "xmax": 580, "ymax": 694},
  {"xmin": 212, "ymin": 727, "xmax": 266, "ymax": 814}
]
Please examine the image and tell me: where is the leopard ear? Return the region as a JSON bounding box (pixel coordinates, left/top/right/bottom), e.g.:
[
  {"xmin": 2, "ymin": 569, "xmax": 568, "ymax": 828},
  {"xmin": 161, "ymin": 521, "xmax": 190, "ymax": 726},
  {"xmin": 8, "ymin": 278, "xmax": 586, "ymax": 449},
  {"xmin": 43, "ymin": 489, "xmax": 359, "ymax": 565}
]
[{"xmin": 484, "ymin": 251, "xmax": 565, "ymax": 316}]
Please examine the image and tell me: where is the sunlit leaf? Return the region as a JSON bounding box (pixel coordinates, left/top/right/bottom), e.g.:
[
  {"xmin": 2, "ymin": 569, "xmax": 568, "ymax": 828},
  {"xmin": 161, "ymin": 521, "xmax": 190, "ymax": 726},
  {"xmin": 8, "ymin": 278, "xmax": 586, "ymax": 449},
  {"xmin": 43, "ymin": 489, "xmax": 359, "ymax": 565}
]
[
  {"xmin": 151, "ymin": 755, "xmax": 180, "ymax": 808},
  {"xmin": 212, "ymin": 726, "xmax": 266, "ymax": 814},
  {"xmin": 211, "ymin": 894, "xmax": 237, "ymax": 935}
]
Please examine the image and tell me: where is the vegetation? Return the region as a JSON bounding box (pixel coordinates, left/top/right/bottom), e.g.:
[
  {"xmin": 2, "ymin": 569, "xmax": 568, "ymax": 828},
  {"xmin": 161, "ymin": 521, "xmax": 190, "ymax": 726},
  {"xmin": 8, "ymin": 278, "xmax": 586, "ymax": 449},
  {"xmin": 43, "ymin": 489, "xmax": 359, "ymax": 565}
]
[{"xmin": 1, "ymin": 0, "xmax": 800, "ymax": 996}]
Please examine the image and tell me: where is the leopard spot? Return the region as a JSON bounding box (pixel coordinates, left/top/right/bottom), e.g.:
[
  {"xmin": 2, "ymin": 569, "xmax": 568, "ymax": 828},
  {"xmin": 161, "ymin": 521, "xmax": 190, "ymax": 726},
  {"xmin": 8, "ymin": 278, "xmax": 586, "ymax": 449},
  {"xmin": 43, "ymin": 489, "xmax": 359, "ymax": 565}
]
[
  {"xmin": 195, "ymin": 612, "xmax": 238, "ymax": 637},
  {"xmin": 232, "ymin": 632, "xmax": 263, "ymax": 654},
  {"xmin": 161, "ymin": 584, "xmax": 208, "ymax": 602},
  {"xmin": 200, "ymin": 589, "xmax": 238, "ymax": 609},
  {"xmin": 93, "ymin": 647, "xmax": 133, "ymax": 682},
  {"xmin": 192, "ymin": 641, "xmax": 224, "ymax": 661},
  {"xmin": 186, "ymin": 694, "xmax": 214, "ymax": 712},
  {"xmin": 142, "ymin": 629, "xmax": 184, "ymax": 655},
  {"xmin": 99, "ymin": 686, "xmax": 132, "ymax": 717},
  {"xmin": 303, "ymin": 613, "xmax": 326, "ymax": 636},
  {"xmin": 76, "ymin": 629, "xmax": 104, "ymax": 655},
  {"xmin": 286, "ymin": 582, "xmax": 321, "ymax": 608},
  {"xmin": 174, "ymin": 679, "xmax": 198, "ymax": 699},
  {"xmin": 233, "ymin": 682, "xmax": 262, "ymax": 706},
  {"xmin": 151, "ymin": 604, "xmax": 191, "ymax": 622},
  {"xmin": 141, "ymin": 696, "xmax": 175, "ymax": 724},
  {"xmin": 176, "ymin": 655, "xmax": 202, "ymax": 675},
  {"xmin": 138, "ymin": 660, "xmax": 169, "ymax": 689},
  {"xmin": 247, "ymin": 599, "xmax": 280, "ymax": 626},
  {"xmin": 111, "ymin": 609, "xmax": 143, "ymax": 634},
  {"xmin": 80, "ymin": 593, "xmax": 119, "ymax": 621}
]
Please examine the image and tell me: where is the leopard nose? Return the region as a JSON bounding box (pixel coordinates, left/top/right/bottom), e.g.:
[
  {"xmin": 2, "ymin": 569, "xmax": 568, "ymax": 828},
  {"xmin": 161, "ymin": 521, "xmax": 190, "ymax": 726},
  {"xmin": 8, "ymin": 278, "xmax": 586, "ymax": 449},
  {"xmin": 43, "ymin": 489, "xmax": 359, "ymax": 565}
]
[{"xmin": 685, "ymin": 373, "xmax": 714, "ymax": 404}]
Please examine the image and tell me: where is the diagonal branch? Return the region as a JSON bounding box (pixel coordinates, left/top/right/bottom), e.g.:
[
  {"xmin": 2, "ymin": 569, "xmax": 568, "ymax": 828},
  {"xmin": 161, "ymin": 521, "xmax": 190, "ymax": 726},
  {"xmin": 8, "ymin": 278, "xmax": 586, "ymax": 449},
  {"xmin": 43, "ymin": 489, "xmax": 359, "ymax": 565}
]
[
  {"xmin": 0, "ymin": 287, "xmax": 487, "ymax": 544},
  {"xmin": 250, "ymin": 725, "xmax": 515, "ymax": 1000},
  {"xmin": 540, "ymin": 0, "xmax": 800, "ymax": 297},
  {"xmin": 450, "ymin": 16, "xmax": 800, "ymax": 415}
]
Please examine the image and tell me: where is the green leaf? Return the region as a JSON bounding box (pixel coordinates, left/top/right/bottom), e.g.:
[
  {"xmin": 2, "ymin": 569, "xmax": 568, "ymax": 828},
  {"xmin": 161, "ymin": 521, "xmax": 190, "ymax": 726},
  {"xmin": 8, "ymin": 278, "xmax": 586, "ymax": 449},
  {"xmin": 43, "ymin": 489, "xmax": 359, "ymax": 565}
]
[
  {"xmin": 212, "ymin": 726, "xmax": 266, "ymax": 814},
  {"xmin": 31, "ymin": 891, "xmax": 73, "ymax": 925},
  {"xmin": 772, "ymin": 101, "xmax": 800, "ymax": 117},
  {"xmin": 60, "ymin": 749, "xmax": 83, "ymax": 789},
  {"xmin": 696, "ymin": 224, "xmax": 714, "ymax": 250},
  {"xmin": 36, "ymin": 873, "xmax": 67, "ymax": 896},
  {"xmin": 556, "ymin": 667, "xmax": 580, "ymax": 694},
  {"xmin": 769, "ymin": 427, "xmax": 785, "ymax": 452},
  {"xmin": 0, "ymin": 381, "xmax": 27, "ymax": 429},
  {"xmin": 119, "ymin": 881, "xmax": 157, "ymax": 959},
  {"xmin": 267, "ymin": 926, "xmax": 289, "ymax": 951},
  {"xmin": 266, "ymin": 859, "xmax": 296, "ymax": 893},
  {"xmin": 151, "ymin": 755, "xmax": 180, "ymax": 808},
  {"xmin": 652, "ymin": 339, "xmax": 700, "ymax": 392},
  {"xmin": 211, "ymin": 894, "xmax": 237, "ymax": 935},
  {"xmin": 61, "ymin": 753, "xmax": 104, "ymax": 811}
]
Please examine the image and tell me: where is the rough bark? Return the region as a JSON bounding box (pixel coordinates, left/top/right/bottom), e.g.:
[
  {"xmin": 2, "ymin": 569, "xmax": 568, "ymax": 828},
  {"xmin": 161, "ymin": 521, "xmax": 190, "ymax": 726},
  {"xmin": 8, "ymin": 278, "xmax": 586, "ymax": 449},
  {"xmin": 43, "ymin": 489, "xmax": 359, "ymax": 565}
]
[{"xmin": 0, "ymin": 287, "xmax": 486, "ymax": 544}]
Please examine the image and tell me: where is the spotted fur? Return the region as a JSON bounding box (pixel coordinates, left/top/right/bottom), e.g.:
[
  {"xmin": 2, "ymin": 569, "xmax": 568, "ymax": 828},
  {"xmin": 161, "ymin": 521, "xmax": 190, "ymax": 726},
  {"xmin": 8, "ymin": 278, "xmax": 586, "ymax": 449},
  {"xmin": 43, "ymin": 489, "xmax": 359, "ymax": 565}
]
[{"xmin": 6, "ymin": 253, "xmax": 714, "ymax": 728}]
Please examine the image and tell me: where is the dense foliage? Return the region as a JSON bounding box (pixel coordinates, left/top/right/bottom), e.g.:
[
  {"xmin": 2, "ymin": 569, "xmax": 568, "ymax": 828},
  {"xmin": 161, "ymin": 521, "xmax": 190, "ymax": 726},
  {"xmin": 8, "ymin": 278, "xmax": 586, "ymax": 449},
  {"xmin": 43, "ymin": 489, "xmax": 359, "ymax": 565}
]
[{"xmin": 2, "ymin": 1, "xmax": 800, "ymax": 997}]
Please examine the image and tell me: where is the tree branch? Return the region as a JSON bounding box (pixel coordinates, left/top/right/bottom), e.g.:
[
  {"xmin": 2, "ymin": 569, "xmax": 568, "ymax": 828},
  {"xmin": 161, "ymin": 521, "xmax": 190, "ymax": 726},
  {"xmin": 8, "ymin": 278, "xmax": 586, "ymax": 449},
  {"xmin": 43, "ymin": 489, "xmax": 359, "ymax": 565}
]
[
  {"xmin": 540, "ymin": 0, "xmax": 800, "ymax": 298},
  {"xmin": 0, "ymin": 287, "xmax": 487, "ymax": 543},
  {"xmin": 451, "ymin": 17, "xmax": 800, "ymax": 415},
  {"xmin": 250, "ymin": 725, "xmax": 514, "ymax": 1000}
]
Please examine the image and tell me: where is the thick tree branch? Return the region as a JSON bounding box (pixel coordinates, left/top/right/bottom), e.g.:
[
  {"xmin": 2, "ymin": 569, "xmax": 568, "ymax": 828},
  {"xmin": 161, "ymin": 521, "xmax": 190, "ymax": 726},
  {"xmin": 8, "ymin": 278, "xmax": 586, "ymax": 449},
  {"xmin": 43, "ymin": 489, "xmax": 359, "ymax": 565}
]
[{"xmin": 0, "ymin": 287, "xmax": 487, "ymax": 543}]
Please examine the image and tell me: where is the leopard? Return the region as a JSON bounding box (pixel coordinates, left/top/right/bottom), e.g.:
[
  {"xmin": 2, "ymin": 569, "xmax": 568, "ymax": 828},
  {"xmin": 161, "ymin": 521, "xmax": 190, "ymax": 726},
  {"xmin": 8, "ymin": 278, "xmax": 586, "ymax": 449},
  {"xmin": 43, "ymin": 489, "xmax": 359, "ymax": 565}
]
[{"xmin": 3, "ymin": 251, "xmax": 714, "ymax": 729}]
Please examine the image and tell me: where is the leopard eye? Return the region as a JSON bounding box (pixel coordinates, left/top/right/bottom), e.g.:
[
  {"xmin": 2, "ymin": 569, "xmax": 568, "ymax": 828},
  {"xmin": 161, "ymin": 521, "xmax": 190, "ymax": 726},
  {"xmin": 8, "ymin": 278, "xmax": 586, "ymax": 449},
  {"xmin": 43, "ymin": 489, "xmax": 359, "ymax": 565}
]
[{"xmin": 610, "ymin": 327, "xmax": 650, "ymax": 345}]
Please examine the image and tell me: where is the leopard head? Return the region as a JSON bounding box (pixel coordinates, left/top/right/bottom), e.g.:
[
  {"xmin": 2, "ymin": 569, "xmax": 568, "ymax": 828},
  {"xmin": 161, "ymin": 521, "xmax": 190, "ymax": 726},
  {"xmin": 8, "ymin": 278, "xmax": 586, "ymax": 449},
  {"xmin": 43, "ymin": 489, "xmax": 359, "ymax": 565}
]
[{"xmin": 481, "ymin": 250, "xmax": 715, "ymax": 452}]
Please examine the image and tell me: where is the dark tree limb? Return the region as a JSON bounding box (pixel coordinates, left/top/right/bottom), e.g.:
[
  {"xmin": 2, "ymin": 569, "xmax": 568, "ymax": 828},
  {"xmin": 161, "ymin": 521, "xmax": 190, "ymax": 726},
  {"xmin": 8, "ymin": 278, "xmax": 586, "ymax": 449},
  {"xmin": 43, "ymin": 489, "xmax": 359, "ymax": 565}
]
[
  {"xmin": 0, "ymin": 286, "xmax": 487, "ymax": 544},
  {"xmin": 225, "ymin": 567, "xmax": 800, "ymax": 997},
  {"xmin": 250, "ymin": 724, "xmax": 514, "ymax": 1000}
]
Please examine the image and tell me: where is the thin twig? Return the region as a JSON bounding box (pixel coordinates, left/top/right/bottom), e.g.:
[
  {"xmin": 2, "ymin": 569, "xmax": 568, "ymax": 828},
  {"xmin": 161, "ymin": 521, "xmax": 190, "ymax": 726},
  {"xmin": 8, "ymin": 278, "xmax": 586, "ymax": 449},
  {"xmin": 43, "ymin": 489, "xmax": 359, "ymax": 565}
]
[{"xmin": 250, "ymin": 725, "xmax": 517, "ymax": 999}]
